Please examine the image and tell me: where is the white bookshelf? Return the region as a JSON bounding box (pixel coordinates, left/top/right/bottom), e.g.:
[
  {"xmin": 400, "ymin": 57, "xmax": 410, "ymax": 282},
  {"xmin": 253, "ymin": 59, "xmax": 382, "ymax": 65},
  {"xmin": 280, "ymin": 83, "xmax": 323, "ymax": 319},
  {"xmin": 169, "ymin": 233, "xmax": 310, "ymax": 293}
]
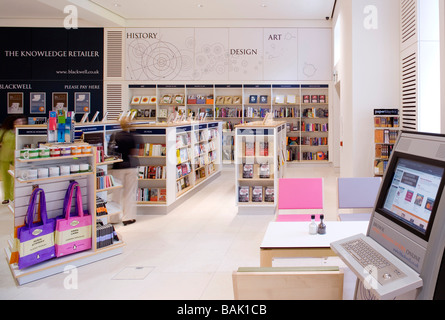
[{"xmin": 235, "ymin": 121, "xmax": 287, "ymax": 214}]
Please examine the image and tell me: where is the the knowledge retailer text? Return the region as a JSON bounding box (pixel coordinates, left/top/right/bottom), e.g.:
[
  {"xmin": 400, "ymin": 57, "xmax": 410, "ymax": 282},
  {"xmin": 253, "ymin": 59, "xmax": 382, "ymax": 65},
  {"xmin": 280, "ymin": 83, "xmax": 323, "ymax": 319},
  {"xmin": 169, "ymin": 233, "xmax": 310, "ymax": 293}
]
[{"xmin": 177, "ymin": 304, "xmax": 267, "ymax": 318}]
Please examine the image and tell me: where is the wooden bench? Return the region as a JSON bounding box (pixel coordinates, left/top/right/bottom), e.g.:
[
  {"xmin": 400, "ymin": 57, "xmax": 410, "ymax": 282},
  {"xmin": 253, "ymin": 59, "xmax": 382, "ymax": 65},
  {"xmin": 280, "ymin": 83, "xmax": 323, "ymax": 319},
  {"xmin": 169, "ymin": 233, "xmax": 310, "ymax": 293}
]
[{"xmin": 232, "ymin": 266, "xmax": 344, "ymax": 300}]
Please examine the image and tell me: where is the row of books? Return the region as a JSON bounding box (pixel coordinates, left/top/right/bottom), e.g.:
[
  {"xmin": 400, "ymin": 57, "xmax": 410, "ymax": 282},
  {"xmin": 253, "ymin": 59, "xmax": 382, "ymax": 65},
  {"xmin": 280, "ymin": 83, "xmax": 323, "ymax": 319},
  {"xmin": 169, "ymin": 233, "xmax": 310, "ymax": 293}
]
[
  {"xmin": 244, "ymin": 107, "xmax": 270, "ymax": 118},
  {"xmin": 242, "ymin": 141, "xmax": 270, "ymax": 157},
  {"xmin": 130, "ymin": 96, "xmax": 157, "ymax": 105},
  {"xmin": 247, "ymin": 95, "xmax": 269, "ymax": 104},
  {"xmin": 135, "ymin": 109, "xmax": 156, "ymax": 118},
  {"xmin": 238, "ymin": 186, "xmax": 274, "ymax": 203},
  {"xmin": 374, "ymin": 116, "xmax": 399, "ymax": 128},
  {"xmin": 242, "ymin": 163, "xmax": 271, "ymax": 179},
  {"xmin": 375, "ymin": 144, "xmax": 393, "ymax": 159},
  {"xmin": 176, "ymin": 147, "xmax": 191, "ymax": 164},
  {"xmin": 177, "ymin": 176, "xmax": 191, "ymax": 193},
  {"xmin": 287, "ymin": 137, "xmax": 328, "ymax": 146},
  {"xmin": 177, "ymin": 162, "xmax": 192, "ymax": 179},
  {"xmin": 137, "ymin": 143, "xmax": 166, "ymax": 157},
  {"xmin": 287, "ymin": 149, "xmax": 329, "ymax": 161},
  {"xmin": 177, "ymin": 133, "xmax": 191, "ymax": 148},
  {"xmin": 375, "ymin": 129, "xmax": 398, "ymax": 144},
  {"xmin": 97, "ymin": 174, "xmax": 116, "ymax": 190},
  {"xmin": 138, "ymin": 165, "xmax": 166, "ymax": 179},
  {"xmin": 302, "ymin": 151, "xmax": 328, "ymax": 161},
  {"xmin": 215, "ymin": 107, "xmax": 243, "ymax": 118},
  {"xmin": 96, "ymin": 222, "xmax": 118, "ymax": 249},
  {"xmin": 287, "ymin": 121, "xmax": 329, "ymax": 133},
  {"xmin": 301, "ymin": 122, "xmax": 328, "ymax": 132},
  {"xmin": 188, "ymin": 94, "xmax": 214, "ymax": 105},
  {"xmin": 137, "ymin": 188, "xmax": 167, "ymax": 202},
  {"xmin": 302, "ymin": 95, "xmax": 327, "ymax": 104},
  {"xmin": 273, "ymin": 107, "xmax": 301, "ymax": 118},
  {"xmin": 193, "ymin": 140, "xmax": 217, "ymax": 156},
  {"xmin": 302, "ymin": 107, "xmax": 328, "ymax": 118}
]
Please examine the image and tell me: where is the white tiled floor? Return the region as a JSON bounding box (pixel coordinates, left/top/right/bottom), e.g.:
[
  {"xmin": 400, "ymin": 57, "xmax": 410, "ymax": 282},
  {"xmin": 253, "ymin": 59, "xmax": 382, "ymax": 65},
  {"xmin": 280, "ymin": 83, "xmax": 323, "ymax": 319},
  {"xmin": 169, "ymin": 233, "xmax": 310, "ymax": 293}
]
[{"xmin": 0, "ymin": 165, "xmax": 357, "ymax": 300}]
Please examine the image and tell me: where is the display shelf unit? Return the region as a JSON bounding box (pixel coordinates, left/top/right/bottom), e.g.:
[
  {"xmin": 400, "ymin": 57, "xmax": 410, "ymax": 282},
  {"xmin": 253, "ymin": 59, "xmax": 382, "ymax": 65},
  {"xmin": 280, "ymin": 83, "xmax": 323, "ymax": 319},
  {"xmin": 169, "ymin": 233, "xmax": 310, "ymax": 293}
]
[
  {"xmin": 127, "ymin": 83, "xmax": 331, "ymax": 164},
  {"xmin": 5, "ymin": 145, "xmax": 124, "ymax": 285},
  {"xmin": 132, "ymin": 120, "xmax": 222, "ymax": 214},
  {"xmin": 373, "ymin": 109, "xmax": 400, "ymax": 176},
  {"xmin": 299, "ymin": 85, "xmax": 329, "ymax": 162},
  {"xmin": 128, "ymin": 84, "xmax": 157, "ymax": 120},
  {"xmin": 235, "ymin": 121, "xmax": 287, "ymax": 214}
]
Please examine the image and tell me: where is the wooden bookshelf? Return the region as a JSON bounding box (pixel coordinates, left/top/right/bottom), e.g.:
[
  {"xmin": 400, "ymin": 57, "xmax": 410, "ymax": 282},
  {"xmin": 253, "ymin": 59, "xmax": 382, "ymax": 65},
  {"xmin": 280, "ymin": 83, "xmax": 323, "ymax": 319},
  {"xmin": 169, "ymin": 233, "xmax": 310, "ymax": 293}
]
[{"xmin": 373, "ymin": 109, "xmax": 400, "ymax": 176}]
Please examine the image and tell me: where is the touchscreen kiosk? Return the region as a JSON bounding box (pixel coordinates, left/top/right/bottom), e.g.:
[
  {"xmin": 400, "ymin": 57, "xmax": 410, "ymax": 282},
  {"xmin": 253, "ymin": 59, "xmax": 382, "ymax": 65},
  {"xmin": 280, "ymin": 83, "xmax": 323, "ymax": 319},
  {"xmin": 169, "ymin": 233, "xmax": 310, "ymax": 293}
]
[{"xmin": 333, "ymin": 131, "xmax": 445, "ymax": 299}]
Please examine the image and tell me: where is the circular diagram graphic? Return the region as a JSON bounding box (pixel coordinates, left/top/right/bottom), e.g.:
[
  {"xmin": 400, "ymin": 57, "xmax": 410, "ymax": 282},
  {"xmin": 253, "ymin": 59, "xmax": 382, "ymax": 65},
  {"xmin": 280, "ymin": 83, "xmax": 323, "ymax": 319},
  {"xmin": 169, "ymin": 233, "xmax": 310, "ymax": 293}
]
[{"xmin": 142, "ymin": 41, "xmax": 182, "ymax": 80}]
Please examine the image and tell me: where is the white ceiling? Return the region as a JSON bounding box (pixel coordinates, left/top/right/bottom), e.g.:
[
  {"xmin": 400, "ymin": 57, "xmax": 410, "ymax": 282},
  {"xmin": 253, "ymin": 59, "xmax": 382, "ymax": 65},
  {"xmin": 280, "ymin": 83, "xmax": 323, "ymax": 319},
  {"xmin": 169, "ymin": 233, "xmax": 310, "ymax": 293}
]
[{"xmin": 0, "ymin": 0, "xmax": 336, "ymax": 26}]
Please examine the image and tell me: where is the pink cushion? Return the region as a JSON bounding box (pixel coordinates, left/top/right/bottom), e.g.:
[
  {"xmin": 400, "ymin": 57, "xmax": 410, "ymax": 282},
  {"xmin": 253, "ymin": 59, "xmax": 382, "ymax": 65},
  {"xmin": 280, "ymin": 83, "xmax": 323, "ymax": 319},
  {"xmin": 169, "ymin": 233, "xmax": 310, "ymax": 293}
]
[{"xmin": 278, "ymin": 178, "xmax": 323, "ymax": 210}]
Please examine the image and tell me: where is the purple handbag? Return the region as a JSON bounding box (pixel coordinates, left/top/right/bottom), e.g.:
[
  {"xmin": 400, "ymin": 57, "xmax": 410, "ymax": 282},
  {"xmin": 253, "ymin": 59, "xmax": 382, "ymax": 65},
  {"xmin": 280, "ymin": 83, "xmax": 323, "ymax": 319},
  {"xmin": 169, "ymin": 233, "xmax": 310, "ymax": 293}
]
[{"xmin": 17, "ymin": 188, "xmax": 56, "ymax": 269}]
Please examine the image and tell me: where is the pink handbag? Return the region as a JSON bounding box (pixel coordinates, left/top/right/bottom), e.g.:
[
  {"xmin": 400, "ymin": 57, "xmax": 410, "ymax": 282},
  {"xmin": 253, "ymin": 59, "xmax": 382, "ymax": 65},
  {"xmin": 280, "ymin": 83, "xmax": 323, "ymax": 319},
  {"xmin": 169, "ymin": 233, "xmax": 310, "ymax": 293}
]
[{"xmin": 55, "ymin": 181, "xmax": 92, "ymax": 257}]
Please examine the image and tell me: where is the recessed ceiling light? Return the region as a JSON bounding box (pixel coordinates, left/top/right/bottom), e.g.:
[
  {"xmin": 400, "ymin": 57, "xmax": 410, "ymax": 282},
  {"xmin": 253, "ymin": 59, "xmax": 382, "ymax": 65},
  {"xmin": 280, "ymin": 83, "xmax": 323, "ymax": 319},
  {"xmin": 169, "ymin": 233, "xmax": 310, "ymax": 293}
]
[
  {"xmin": 114, "ymin": 3, "xmax": 121, "ymax": 7},
  {"xmin": 197, "ymin": 4, "xmax": 204, "ymax": 8},
  {"xmin": 261, "ymin": 4, "xmax": 267, "ymax": 7}
]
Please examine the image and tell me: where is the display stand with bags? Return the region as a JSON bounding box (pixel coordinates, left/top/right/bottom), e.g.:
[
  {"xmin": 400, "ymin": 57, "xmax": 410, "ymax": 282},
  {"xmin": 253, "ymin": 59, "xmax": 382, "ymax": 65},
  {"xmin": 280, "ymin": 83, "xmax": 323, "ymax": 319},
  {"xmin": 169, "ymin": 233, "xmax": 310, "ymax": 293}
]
[
  {"xmin": 55, "ymin": 181, "xmax": 92, "ymax": 257},
  {"xmin": 17, "ymin": 188, "xmax": 56, "ymax": 270}
]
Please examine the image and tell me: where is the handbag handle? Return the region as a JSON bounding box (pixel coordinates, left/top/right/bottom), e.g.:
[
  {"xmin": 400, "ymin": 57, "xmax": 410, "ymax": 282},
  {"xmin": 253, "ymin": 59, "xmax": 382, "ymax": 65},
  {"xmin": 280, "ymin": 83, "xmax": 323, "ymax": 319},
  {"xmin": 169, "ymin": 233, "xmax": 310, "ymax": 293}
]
[
  {"xmin": 25, "ymin": 188, "xmax": 48, "ymax": 228},
  {"xmin": 62, "ymin": 181, "xmax": 76, "ymax": 215},
  {"xmin": 64, "ymin": 181, "xmax": 85, "ymax": 219}
]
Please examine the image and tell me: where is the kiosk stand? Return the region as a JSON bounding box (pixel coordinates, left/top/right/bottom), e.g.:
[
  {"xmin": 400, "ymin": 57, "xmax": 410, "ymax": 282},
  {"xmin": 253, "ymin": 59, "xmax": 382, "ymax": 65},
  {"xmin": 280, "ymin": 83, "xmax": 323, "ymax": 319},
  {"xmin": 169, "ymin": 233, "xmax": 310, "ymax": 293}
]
[{"xmin": 332, "ymin": 132, "xmax": 445, "ymax": 300}]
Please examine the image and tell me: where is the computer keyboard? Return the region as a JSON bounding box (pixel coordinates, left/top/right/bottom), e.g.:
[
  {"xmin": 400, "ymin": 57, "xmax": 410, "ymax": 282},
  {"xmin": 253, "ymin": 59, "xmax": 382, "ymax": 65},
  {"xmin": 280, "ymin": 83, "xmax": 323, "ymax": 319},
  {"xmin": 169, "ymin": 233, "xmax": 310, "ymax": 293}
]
[{"xmin": 340, "ymin": 238, "xmax": 407, "ymax": 285}]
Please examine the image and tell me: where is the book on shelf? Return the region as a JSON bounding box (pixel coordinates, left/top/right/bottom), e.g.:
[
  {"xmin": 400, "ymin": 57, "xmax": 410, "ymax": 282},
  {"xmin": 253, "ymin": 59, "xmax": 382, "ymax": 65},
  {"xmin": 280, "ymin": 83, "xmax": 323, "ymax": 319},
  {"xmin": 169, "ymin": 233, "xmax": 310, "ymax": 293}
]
[
  {"xmin": 258, "ymin": 163, "xmax": 270, "ymax": 178},
  {"xmin": 251, "ymin": 186, "xmax": 263, "ymax": 202},
  {"xmin": 303, "ymin": 95, "xmax": 310, "ymax": 103},
  {"xmin": 264, "ymin": 186, "xmax": 274, "ymax": 202},
  {"xmin": 131, "ymin": 96, "xmax": 141, "ymax": 104},
  {"xmin": 242, "ymin": 164, "xmax": 254, "ymax": 178},
  {"xmin": 176, "ymin": 176, "xmax": 191, "ymax": 192},
  {"xmin": 150, "ymin": 188, "xmax": 158, "ymax": 201},
  {"xmin": 161, "ymin": 94, "xmax": 172, "ymax": 104},
  {"xmin": 259, "ymin": 95, "xmax": 268, "ymax": 104},
  {"xmin": 238, "ymin": 186, "xmax": 250, "ymax": 202},
  {"xmin": 96, "ymin": 196, "xmax": 108, "ymax": 216},
  {"xmin": 159, "ymin": 188, "xmax": 167, "ymax": 202},
  {"xmin": 96, "ymin": 222, "xmax": 117, "ymax": 249},
  {"xmin": 244, "ymin": 141, "xmax": 255, "ymax": 157},
  {"xmin": 286, "ymin": 95, "xmax": 297, "ymax": 104},
  {"xmin": 275, "ymin": 95, "xmax": 285, "ymax": 104},
  {"xmin": 257, "ymin": 141, "xmax": 269, "ymax": 156},
  {"xmin": 140, "ymin": 96, "xmax": 150, "ymax": 105},
  {"xmin": 176, "ymin": 148, "xmax": 191, "ymax": 164},
  {"xmin": 137, "ymin": 188, "xmax": 166, "ymax": 202},
  {"xmin": 249, "ymin": 95, "xmax": 258, "ymax": 104}
]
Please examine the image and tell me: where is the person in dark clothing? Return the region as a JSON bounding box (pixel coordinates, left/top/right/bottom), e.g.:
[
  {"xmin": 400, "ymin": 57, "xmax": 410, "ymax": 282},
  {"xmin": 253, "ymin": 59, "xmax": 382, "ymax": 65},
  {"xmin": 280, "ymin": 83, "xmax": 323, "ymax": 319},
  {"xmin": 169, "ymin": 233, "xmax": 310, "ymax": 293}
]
[{"xmin": 110, "ymin": 118, "xmax": 138, "ymax": 226}]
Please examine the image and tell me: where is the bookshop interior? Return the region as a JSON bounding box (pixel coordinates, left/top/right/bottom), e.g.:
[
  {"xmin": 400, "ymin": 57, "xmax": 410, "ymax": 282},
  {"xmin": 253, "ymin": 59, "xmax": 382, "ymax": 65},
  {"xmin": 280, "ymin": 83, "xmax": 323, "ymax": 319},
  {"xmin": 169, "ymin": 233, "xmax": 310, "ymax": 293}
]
[{"xmin": 1, "ymin": 0, "xmax": 445, "ymax": 301}]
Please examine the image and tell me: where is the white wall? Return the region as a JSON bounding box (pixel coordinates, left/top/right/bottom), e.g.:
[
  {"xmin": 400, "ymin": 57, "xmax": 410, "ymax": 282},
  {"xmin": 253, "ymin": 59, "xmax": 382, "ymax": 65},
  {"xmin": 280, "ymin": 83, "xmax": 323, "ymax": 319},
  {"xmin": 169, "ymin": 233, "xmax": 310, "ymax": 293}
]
[
  {"xmin": 333, "ymin": 0, "xmax": 400, "ymax": 177},
  {"xmin": 440, "ymin": 0, "xmax": 445, "ymax": 134}
]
